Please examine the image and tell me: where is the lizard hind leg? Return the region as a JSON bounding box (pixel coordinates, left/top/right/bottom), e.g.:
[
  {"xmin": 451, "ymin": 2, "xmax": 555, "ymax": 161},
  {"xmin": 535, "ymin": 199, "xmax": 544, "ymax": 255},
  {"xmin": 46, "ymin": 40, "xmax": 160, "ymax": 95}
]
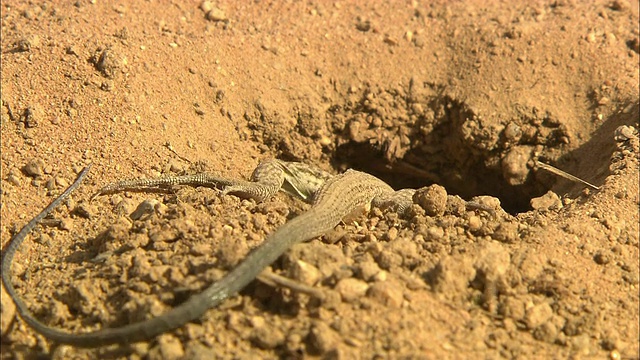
[
  {"xmin": 221, "ymin": 182, "xmax": 281, "ymax": 203},
  {"xmin": 221, "ymin": 159, "xmax": 287, "ymax": 202},
  {"xmin": 372, "ymin": 188, "xmax": 417, "ymax": 216}
]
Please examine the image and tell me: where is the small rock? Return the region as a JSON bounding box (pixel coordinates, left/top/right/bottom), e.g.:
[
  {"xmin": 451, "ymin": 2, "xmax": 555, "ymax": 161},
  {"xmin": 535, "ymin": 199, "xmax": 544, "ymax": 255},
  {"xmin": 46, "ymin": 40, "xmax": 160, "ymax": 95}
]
[
  {"xmin": 357, "ymin": 261, "xmax": 381, "ymax": 281},
  {"xmin": 501, "ymin": 146, "xmax": 533, "ymax": 186},
  {"xmin": 66, "ymin": 45, "xmax": 79, "ymax": 56},
  {"xmin": 445, "ymin": 195, "xmax": 467, "ymax": 216},
  {"xmin": 74, "ymin": 202, "xmax": 97, "ymax": 219},
  {"xmin": 492, "ymin": 222, "xmax": 519, "ymax": 243},
  {"xmin": 45, "ymin": 178, "xmax": 57, "ymax": 190},
  {"xmin": 251, "ymin": 326, "xmax": 285, "ymax": 349},
  {"xmin": 503, "ymin": 122, "xmax": 522, "ymax": 142},
  {"xmin": 413, "ymin": 184, "xmax": 448, "ymax": 216},
  {"xmin": 367, "ymin": 280, "xmax": 403, "ymax": 307},
  {"xmin": 130, "ymin": 199, "xmax": 160, "ymax": 220},
  {"xmin": 15, "ymin": 34, "xmax": 40, "ymax": 52},
  {"xmin": 154, "ymin": 334, "xmax": 184, "ymax": 360},
  {"xmin": 189, "ymin": 243, "xmax": 212, "ymax": 256},
  {"xmin": 206, "ymin": 8, "xmax": 227, "ymax": 22},
  {"xmin": 200, "ymin": 1, "xmax": 213, "ymax": 12},
  {"xmin": 372, "ymin": 270, "xmax": 388, "ymax": 282},
  {"xmin": 59, "ymin": 218, "xmax": 74, "ymax": 231},
  {"xmin": 500, "ymin": 296, "xmax": 526, "ymax": 321},
  {"xmin": 23, "ymin": 158, "xmax": 46, "ymax": 177},
  {"xmin": 1, "ymin": 284, "xmax": 16, "ymax": 335},
  {"xmin": 525, "ymin": 302, "xmax": 553, "ymax": 329},
  {"xmin": 91, "ymin": 47, "xmax": 120, "ymax": 78},
  {"xmin": 183, "ymin": 342, "xmax": 217, "ymax": 360},
  {"xmin": 7, "ymin": 172, "xmax": 21, "ymax": 186},
  {"xmin": 290, "ymin": 260, "xmax": 322, "ymax": 286},
  {"xmin": 530, "ymin": 191, "xmax": 562, "ymax": 211},
  {"xmin": 614, "ymin": 125, "xmax": 637, "ymax": 142},
  {"xmin": 149, "ymin": 228, "xmax": 178, "ymax": 243},
  {"xmin": 385, "ymin": 227, "xmax": 398, "ymax": 241},
  {"xmin": 593, "ymin": 250, "xmax": 611, "ymax": 265},
  {"xmin": 468, "ymin": 216, "xmax": 482, "ymax": 231},
  {"xmin": 430, "ymin": 255, "xmax": 476, "ymax": 297},
  {"xmin": 308, "ymin": 321, "xmax": 339, "ymax": 354},
  {"xmin": 426, "ymin": 226, "xmax": 444, "ymax": 240},
  {"xmin": 571, "ymin": 333, "xmax": 593, "ymax": 356},
  {"xmin": 470, "ymin": 195, "xmax": 502, "ymax": 211},
  {"xmin": 334, "ymin": 278, "xmax": 369, "ymax": 302},
  {"xmin": 533, "ymin": 321, "xmax": 558, "ymax": 343},
  {"xmin": 101, "ymin": 80, "xmax": 114, "ymax": 91},
  {"xmin": 55, "ymin": 176, "xmax": 69, "ymax": 188}
]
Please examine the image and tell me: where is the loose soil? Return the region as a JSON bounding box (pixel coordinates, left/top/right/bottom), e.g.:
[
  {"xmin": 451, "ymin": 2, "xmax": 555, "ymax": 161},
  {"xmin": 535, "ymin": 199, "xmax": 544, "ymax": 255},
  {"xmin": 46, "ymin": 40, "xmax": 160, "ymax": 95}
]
[{"xmin": 1, "ymin": 1, "xmax": 639, "ymax": 359}]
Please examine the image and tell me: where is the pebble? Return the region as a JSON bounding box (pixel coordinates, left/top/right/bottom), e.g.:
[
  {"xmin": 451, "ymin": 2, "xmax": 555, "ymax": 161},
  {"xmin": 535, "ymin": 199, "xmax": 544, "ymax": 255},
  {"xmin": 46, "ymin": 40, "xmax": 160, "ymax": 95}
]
[
  {"xmin": 23, "ymin": 158, "xmax": 46, "ymax": 178},
  {"xmin": 571, "ymin": 333, "xmax": 592, "ymax": 356},
  {"xmin": 385, "ymin": 227, "xmax": 398, "ymax": 241},
  {"xmin": 367, "ymin": 280, "xmax": 403, "ymax": 307},
  {"xmin": 23, "ymin": 104, "xmax": 44, "ymax": 128},
  {"xmin": 92, "ymin": 47, "xmax": 120, "ymax": 78},
  {"xmin": 1, "ymin": 284, "xmax": 16, "ymax": 335},
  {"xmin": 501, "ymin": 146, "xmax": 533, "ymax": 186},
  {"xmin": 74, "ymin": 202, "xmax": 97, "ymax": 219},
  {"xmin": 252, "ymin": 325, "xmax": 285, "ymax": 349},
  {"xmin": 308, "ymin": 321, "xmax": 339, "ymax": 354},
  {"xmin": 525, "ymin": 302, "xmax": 553, "ymax": 329},
  {"xmin": 470, "ymin": 195, "xmax": 502, "ymax": 210},
  {"xmin": 614, "ymin": 125, "xmax": 637, "ymax": 141},
  {"xmin": 533, "ymin": 321, "xmax": 558, "ymax": 343},
  {"xmin": 426, "ymin": 226, "xmax": 444, "ymax": 240},
  {"xmin": 593, "ymin": 250, "xmax": 611, "ymax": 265},
  {"xmin": 530, "ymin": 191, "xmax": 562, "ymax": 211},
  {"xmin": 503, "ymin": 122, "xmax": 522, "ymax": 142},
  {"xmin": 55, "ymin": 176, "xmax": 69, "ymax": 188},
  {"xmin": 7, "ymin": 172, "xmax": 21, "ymax": 186},
  {"xmin": 357, "ymin": 261, "xmax": 381, "ymax": 281},
  {"xmin": 290, "ymin": 260, "xmax": 322, "ymax": 286},
  {"xmin": 413, "ymin": 184, "xmax": 448, "ymax": 216},
  {"xmin": 59, "ymin": 218, "xmax": 74, "ymax": 231},
  {"xmin": 468, "ymin": 216, "xmax": 482, "ymax": 231},
  {"xmin": 200, "ymin": 1, "xmax": 213, "ymax": 12},
  {"xmin": 206, "ymin": 8, "xmax": 227, "ymax": 22},
  {"xmin": 334, "ymin": 278, "xmax": 369, "ymax": 302},
  {"xmin": 152, "ymin": 334, "xmax": 184, "ymax": 360},
  {"xmin": 130, "ymin": 199, "xmax": 160, "ymax": 220},
  {"xmin": 45, "ymin": 178, "xmax": 57, "ymax": 190},
  {"xmin": 492, "ymin": 222, "xmax": 519, "ymax": 243}
]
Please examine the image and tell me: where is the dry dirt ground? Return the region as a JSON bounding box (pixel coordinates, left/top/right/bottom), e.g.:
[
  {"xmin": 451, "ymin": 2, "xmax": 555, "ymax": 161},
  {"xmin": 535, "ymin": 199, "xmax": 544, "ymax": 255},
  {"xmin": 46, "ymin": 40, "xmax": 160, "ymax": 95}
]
[{"xmin": 1, "ymin": 1, "xmax": 639, "ymax": 359}]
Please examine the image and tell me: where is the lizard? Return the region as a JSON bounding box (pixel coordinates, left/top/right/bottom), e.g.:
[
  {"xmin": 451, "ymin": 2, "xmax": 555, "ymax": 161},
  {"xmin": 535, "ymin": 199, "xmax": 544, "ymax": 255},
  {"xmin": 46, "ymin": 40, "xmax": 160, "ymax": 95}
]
[{"xmin": 2, "ymin": 159, "xmax": 417, "ymax": 347}]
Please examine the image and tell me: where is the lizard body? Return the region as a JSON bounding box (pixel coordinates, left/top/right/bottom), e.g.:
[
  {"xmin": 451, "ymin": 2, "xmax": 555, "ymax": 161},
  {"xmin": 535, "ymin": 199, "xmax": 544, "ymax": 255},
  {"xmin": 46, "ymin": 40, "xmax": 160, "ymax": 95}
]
[{"xmin": 2, "ymin": 160, "xmax": 414, "ymax": 347}]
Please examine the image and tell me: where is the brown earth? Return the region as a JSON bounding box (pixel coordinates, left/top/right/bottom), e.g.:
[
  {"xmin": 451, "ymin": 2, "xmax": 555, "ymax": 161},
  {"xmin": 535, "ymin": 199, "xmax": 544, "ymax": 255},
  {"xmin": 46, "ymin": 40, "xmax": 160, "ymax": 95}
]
[{"xmin": 1, "ymin": 1, "xmax": 639, "ymax": 359}]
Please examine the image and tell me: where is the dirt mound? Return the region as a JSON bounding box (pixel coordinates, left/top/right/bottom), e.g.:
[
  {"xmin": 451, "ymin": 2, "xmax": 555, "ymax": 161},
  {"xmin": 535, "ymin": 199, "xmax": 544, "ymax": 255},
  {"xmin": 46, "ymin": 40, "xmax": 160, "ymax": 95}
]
[{"xmin": 2, "ymin": 1, "xmax": 638, "ymax": 358}]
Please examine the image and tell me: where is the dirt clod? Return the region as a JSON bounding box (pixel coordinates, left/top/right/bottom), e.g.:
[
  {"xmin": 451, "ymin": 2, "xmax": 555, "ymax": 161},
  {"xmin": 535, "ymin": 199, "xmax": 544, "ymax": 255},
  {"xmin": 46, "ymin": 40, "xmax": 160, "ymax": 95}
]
[{"xmin": 413, "ymin": 184, "xmax": 448, "ymax": 216}]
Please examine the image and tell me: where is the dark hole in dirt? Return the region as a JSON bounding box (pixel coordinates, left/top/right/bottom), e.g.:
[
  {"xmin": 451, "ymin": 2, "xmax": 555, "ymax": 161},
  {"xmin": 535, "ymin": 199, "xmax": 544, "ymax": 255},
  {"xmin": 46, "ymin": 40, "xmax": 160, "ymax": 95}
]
[
  {"xmin": 330, "ymin": 97, "xmax": 551, "ymax": 214},
  {"xmin": 332, "ymin": 143, "xmax": 542, "ymax": 214}
]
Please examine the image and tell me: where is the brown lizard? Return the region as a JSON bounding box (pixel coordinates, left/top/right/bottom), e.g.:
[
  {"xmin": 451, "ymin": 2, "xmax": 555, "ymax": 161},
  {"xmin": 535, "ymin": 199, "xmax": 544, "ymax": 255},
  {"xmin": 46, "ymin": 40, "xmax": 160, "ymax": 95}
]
[{"xmin": 2, "ymin": 159, "xmax": 416, "ymax": 347}]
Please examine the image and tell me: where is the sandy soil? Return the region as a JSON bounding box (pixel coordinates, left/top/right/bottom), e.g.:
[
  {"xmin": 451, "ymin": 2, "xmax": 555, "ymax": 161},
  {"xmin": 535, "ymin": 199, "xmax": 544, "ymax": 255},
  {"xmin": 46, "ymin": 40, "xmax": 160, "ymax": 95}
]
[{"xmin": 1, "ymin": 1, "xmax": 639, "ymax": 359}]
